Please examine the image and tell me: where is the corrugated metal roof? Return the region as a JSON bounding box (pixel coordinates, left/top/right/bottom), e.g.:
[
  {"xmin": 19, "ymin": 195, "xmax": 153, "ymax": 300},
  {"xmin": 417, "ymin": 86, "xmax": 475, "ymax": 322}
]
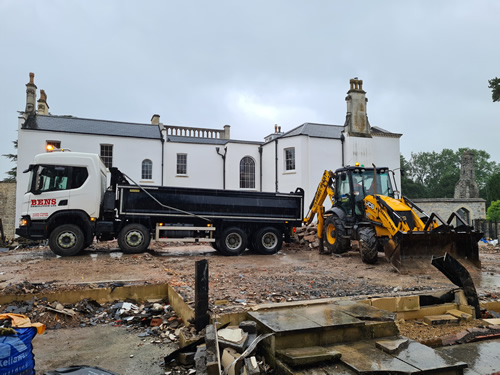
[
  {"xmin": 22, "ymin": 115, "xmax": 162, "ymax": 139},
  {"xmin": 282, "ymin": 122, "xmax": 345, "ymax": 139}
]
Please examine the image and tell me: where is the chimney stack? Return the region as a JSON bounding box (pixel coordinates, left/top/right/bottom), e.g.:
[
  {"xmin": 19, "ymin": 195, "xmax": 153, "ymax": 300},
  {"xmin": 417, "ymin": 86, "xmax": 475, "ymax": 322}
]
[
  {"xmin": 37, "ymin": 89, "xmax": 49, "ymax": 115},
  {"xmin": 345, "ymin": 77, "xmax": 371, "ymax": 137},
  {"xmin": 151, "ymin": 114, "xmax": 160, "ymax": 125},
  {"xmin": 25, "ymin": 72, "xmax": 37, "ymax": 115}
]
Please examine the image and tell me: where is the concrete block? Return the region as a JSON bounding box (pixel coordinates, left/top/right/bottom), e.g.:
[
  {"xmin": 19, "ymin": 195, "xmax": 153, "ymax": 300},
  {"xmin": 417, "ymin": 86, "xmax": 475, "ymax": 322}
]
[
  {"xmin": 396, "ymin": 303, "xmax": 457, "ymax": 320},
  {"xmin": 447, "ymin": 308, "xmax": 473, "ymax": 321},
  {"xmin": 424, "ymin": 314, "xmax": 459, "ymax": 325},
  {"xmin": 482, "ymin": 318, "xmax": 500, "ymax": 326},
  {"xmin": 239, "ymin": 320, "xmax": 257, "ymax": 334},
  {"xmin": 221, "ymin": 347, "xmax": 242, "ymax": 375},
  {"xmin": 364, "ymin": 321, "xmax": 399, "ymax": 339},
  {"xmin": 178, "ymin": 351, "xmax": 195, "ymax": 365},
  {"xmin": 395, "ymin": 296, "xmax": 420, "ymax": 312},
  {"xmin": 371, "ymin": 297, "xmax": 397, "ymax": 312},
  {"xmin": 194, "ymin": 344, "xmax": 207, "ymax": 374},
  {"xmin": 481, "ymin": 300, "xmax": 500, "ymax": 313},
  {"xmin": 205, "ymin": 324, "xmax": 216, "ymax": 351},
  {"xmin": 455, "ymin": 289, "xmax": 468, "ymax": 306}
]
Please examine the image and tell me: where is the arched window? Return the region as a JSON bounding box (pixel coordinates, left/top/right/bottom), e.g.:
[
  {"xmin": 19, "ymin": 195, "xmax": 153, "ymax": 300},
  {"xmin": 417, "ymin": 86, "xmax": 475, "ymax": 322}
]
[
  {"xmin": 141, "ymin": 159, "xmax": 152, "ymax": 180},
  {"xmin": 240, "ymin": 157, "xmax": 255, "ymax": 189},
  {"xmin": 457, "ymin": 207, "xmax": 470, "ymax": 225}
]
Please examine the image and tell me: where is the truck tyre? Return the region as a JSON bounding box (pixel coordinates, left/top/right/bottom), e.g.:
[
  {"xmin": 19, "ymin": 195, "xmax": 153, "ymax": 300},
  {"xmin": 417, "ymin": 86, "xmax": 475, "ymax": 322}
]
[
  {"xmin": 254, "ymin": 227, "xmax": 282, "ymax": 255},
  {"xmin": 323, "ymin": 215, "xmax": 349, "ymax": 254},
  {"xmin": 218, "ymin": 227, "xmax": 247, "ymax": 256},
  {"xmin": 118, "ymin": 223, "xmax": 151, "ymax": 254},
  {"xmin": 360, "ymin": 226, "xmax": 378, "ymax": 264},
  {"xmin": 49, "ymin": 224, "xmax": 85, "ymax": 257}
]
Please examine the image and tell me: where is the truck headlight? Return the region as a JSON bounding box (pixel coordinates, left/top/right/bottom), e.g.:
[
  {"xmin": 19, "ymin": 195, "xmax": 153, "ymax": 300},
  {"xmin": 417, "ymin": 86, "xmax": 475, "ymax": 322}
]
[{"xmin": 19, "ymin": 217, "xmax": 29, "ymax": 227}]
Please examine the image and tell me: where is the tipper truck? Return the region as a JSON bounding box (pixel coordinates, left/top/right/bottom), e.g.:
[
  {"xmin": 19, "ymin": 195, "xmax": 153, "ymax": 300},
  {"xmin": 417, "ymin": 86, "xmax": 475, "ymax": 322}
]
[{"xmin": 16, "ymin": 151, "xmax": 304, "ymax": 257}]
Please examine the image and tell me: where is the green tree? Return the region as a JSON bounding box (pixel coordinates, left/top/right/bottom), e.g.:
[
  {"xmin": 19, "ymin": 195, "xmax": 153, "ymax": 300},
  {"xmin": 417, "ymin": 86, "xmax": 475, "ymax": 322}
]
[
  {"xmin": 2, "ymin": 140, "xmax": 17, "ymax": 182},
  {"xmin": 489, "ymin": 77, "xmax": 500, "ymax": 102},
  {"xmin": 400, "ymin": 154, "xmax": 427, "ymax": 198},
  {"xmin": 402, "ymin": 148, "xmax": 498, "ymax": 199},
  {"xmin": 487, "ymin": 200, "xmax": 500, "ymax": 222},
  {"xmin": 486, "ymin": 172, "xmax": 500, "ymax": 204}
]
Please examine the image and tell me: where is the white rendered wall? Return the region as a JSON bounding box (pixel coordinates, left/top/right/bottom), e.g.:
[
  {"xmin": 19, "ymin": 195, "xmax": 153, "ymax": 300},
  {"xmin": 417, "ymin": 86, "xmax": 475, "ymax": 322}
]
[
  {"xmin": 224, "ymin": 142, "xmax": 261, "ymax": 191},
  {"xmin": 16, "ymin": 123, "xmax": 161, "ymax": 223},
  {"xmin": 163, "ymin": 141, "xmax": 224, "ymax": 189}
]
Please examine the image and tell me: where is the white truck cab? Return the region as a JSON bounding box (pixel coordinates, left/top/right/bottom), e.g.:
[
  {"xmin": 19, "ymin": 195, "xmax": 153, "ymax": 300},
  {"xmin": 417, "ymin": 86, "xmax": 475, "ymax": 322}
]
[{"xmin": 17, "ymin": 152, "xmax": 108, "ymax": 254}]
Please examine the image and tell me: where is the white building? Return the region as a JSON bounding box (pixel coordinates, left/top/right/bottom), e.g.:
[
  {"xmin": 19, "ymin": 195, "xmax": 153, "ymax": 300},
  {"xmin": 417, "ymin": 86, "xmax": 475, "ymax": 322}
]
[{"xmin": 16, "ymin": 73, "xmax": 402, "ymax": 223}]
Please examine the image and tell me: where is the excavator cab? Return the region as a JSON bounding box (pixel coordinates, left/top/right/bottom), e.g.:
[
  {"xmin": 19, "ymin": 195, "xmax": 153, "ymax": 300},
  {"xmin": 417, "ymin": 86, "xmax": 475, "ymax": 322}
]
[{"xmin": 333, "ymin": 166, "xmax": 395, "ymax": 218}]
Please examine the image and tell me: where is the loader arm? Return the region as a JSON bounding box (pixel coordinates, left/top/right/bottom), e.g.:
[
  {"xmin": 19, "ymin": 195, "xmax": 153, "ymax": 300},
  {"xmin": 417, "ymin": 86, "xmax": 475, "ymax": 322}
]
[{"xmin": 303, "ymin": 170, "xmax": 335, "ymax": 238}]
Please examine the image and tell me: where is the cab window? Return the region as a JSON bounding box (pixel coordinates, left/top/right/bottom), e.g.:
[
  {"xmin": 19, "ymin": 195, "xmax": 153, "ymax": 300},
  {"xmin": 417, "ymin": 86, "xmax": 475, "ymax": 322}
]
[{"xmin": 32, "ymin": 165, "xmax": 88, "ymax": 193}]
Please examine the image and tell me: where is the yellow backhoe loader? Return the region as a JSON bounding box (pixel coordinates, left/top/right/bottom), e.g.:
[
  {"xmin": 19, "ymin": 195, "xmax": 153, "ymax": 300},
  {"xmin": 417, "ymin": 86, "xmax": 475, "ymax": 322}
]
[{"xmin": 303, "ymin": 164, "xmax": 482, "ymax": 272}]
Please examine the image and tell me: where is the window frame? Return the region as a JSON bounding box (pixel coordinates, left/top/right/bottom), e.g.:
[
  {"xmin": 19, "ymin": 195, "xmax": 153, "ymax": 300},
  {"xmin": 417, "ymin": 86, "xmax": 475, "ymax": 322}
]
[
  {"xmin": 284, "ymin": 147, "xmax": 296, "ymax": 171},
  {"xmin": 100, "ymin": 144, "xmax": 113, "ymax": 169},
  {"xmin": 141, "ymin": 159, "xmax": 153, "ymax": 180},
  {"xmin": 176, "ymin": 153, "xmax": 187, "ymax": 175},
  {"xmin": 239, "ymin": 156, "xmax": 256, "ymax": 189}
]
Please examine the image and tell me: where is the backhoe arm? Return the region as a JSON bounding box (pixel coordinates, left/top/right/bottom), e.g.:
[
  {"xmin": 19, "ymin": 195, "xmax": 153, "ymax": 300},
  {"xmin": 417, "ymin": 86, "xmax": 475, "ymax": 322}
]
[{"xmin": 303, "ymin": 170, "xmax": 335, "ymax": 227}]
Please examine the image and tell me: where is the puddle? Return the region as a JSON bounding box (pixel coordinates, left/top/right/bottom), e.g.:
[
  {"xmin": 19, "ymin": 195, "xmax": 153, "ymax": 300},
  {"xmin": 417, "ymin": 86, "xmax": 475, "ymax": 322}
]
[
  {"xmin": 110, "ymin": 252, "xmax": 123, "ymax": 259},
  {"xmin": 438, "ymin": 339, "xmax": 500, "ymax": 374},
  {"xmin": 478, "ymin": 272, "xmax": 500, "ymax": 289},
  {"xmin": 0, "ymin": 249, "xmax": 57, "ymax": 262}
]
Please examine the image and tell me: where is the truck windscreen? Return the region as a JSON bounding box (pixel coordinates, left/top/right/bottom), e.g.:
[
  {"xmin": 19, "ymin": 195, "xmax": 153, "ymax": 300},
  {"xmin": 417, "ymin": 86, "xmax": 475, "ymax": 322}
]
[{"xmin": 30, "ymin": 165, "xmax": 88, "ymax": 193}]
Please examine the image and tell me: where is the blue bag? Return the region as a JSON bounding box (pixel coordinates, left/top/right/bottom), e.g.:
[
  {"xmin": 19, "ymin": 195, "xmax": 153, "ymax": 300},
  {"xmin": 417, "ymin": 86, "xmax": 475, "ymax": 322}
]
[{"xmin": 0, "ymin": 327, "xmax": 37, "ymax": 375}]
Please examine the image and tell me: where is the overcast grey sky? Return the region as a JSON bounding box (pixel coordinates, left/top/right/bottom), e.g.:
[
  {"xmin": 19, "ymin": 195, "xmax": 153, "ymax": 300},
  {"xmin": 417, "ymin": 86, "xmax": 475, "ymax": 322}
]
[{"xmin": 1, "ymin": 0, "xmax": 499, "ymax": 178}]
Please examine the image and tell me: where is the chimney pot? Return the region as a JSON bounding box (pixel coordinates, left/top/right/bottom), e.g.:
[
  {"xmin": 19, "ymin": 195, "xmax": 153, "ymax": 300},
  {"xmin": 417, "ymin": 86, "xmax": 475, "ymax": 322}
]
[{"xmin": 151, "ymin": 114, "xmax": 160, "ymax": 125}]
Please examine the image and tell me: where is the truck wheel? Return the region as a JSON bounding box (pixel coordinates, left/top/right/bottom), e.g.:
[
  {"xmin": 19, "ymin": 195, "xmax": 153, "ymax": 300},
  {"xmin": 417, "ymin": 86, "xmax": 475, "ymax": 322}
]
[
  {"xmin": 49, "ymin": 224, "xmax": 85, "ymax": 256},
  {"xmin": 323, "ymin": 215, "xmax": 349, "ymax": 254},
  {"xmin": 254, "ymin": 227, "xmax": 282, "ymax": 255},
  {"xmin": 218, "ymin": 227, "xmax": 247, "ymax": 256},
  {"xmin": 360, "ymin": 226, "xmax": 378, "ymax": 264},
  {"xmin": 118, "ymin": 224, "xmax": 151, "ymax": 254}
]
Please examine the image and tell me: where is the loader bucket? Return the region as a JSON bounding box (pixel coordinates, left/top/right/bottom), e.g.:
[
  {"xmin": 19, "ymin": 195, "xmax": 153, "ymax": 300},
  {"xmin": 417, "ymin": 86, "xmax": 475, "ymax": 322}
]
[{"xmin": 384, "ymin": 230, "xmax": 482, "ymax": 273}]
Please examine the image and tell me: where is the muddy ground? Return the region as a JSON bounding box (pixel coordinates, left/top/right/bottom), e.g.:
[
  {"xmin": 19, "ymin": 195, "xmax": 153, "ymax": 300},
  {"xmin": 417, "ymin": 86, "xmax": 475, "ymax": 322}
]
[{"xmin": 1, "ymin": 240, "xmax": 499, "ymax": 374}]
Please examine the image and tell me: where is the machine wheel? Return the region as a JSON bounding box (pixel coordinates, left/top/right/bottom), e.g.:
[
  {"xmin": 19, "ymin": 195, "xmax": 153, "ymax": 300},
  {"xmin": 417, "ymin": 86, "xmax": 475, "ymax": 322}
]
[
  {"xmin": 254, "ymin": 227, "xmax": 283, "ymax": 255},
  {"xmin": 323, "ymin": 215, "xmax": 349, "ymax": 254},
  {"xmin": 218, "ymin": 227, "xmax": 247, "ymax": 256},
  {"xmin": 359, "ymin": 226, "xmax": 379, "ymax": 264},
  {"xmin": 118, "ymin": 223, "xmax": 151, "ymax": 254},
  {"xmin": 49, "ymin": 224, "xmax": 85, "ymax": 256}
]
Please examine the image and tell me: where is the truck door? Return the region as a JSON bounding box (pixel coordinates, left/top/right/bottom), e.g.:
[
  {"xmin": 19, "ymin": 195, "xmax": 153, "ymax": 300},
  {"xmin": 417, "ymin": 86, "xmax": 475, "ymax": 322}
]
[{"xmin": 26, "ymin": 165, "xmax": 71, "ymax": 220}]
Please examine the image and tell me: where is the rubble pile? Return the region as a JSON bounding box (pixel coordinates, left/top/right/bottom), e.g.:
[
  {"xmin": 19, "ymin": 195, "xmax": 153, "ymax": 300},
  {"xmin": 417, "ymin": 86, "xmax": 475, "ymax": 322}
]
[
  {"xmin": 165, "ymin": 320, "xmax": 272, "ymax": 375},
  {"xmin": 294, "ymin": 224, "xmax": 319, "ymax": 250},
  {"xmin": 0, "ymin": 297, "xmax": 185, "ymax": 345}
]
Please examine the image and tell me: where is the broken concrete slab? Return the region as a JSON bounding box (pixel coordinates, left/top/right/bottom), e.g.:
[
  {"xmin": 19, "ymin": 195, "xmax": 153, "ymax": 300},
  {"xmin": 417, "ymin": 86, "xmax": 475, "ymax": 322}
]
[
  {"xmin": 218, "ymin": 327, "xmax": 248, "ymax": 351},
  {"xmin": 375, "ymin": 337, "xmax": 409, "ymax": 354},
  {"xmin": 276, "ymin": 346, "xmax": 342, "ymax": 367},
  {"xmin": 334, "ymin": 339, "xmax": 467, "ymax": 374}
]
